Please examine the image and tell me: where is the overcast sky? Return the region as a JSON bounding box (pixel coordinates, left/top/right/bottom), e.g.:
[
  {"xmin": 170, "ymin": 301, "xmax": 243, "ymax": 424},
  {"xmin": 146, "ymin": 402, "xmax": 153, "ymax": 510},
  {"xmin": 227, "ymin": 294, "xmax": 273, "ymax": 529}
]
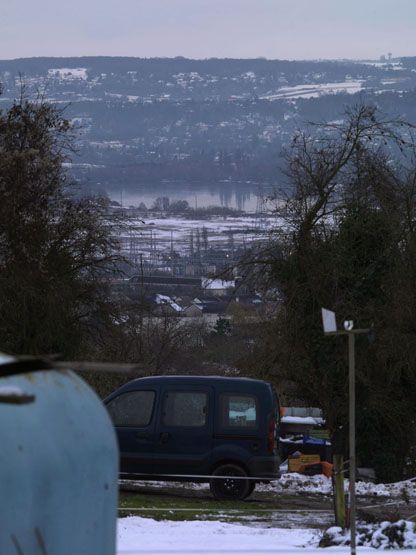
[{"xmin": 1, "ymin": 0, "xmax": 415, "ymax": 60}]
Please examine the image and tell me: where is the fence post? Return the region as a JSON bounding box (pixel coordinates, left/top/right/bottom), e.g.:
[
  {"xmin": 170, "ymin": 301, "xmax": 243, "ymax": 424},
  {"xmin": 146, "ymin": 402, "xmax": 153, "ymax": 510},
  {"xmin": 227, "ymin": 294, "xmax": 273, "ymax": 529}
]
[{"xmin": 333, "ymin": 454, "xmax": 346, "ymax": 528}]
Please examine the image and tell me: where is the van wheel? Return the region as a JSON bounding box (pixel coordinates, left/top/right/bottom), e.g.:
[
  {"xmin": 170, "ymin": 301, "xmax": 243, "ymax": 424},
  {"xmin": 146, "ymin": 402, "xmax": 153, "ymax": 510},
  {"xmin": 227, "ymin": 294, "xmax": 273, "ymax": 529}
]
[{"xmin": 210, "ymin": 464, "xmax": 250, "ymax": 500}]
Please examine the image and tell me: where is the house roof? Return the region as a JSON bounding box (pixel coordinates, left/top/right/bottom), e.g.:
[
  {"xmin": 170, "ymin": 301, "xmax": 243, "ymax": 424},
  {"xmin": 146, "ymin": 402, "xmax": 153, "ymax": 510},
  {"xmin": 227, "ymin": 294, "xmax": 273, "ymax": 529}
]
[
  {"xmin": 155, "ymin": 293, "xmax": 183, "ymax": 313},
  {"xmin": 194, "ymin": 301, "xmax": 227, "ymax": 314},
  {"xmin": 202, "ymin": 278, "xmax": 235, "ymax": 290}
]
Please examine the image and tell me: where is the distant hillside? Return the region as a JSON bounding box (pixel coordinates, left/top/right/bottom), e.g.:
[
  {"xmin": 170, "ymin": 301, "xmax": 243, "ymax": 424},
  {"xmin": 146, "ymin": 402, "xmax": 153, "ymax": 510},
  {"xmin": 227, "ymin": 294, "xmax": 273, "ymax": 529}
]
[{"xmin": 1, "ymin": 56, "xmax": 416, "ymax": 190}]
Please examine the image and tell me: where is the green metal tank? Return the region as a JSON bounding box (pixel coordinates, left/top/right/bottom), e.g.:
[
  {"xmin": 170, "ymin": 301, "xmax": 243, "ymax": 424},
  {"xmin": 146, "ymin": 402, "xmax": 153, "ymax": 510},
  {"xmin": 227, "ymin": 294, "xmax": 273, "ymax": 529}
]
[{"xmin": 0, "ymin": 356, "xmax": 118, "ymax": 555}]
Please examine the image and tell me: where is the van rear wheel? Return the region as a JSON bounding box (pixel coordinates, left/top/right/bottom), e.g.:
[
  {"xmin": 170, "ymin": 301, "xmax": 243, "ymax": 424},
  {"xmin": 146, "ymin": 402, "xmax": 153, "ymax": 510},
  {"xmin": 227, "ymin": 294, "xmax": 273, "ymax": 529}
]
[{"xmin": 210, "ymin": 464, "xmax": 250, "ymax": 500}]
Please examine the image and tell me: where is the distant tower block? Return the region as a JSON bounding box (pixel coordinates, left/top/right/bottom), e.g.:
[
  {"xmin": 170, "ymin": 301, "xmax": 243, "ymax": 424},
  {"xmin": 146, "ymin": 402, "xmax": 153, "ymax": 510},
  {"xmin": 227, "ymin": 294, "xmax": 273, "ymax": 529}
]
[
  {"xmin": 227, "ymin": 231, "xmax": 235, "ymax": 261},
  {"xmin": 189, "ymin": 230, "xmax": 194, "ymax": 257},
  {"xmin": 255, "ymin": 185, "xmax": 267, "ymax": 231},
  {"xmin": 129, "ymin": 233, "xmax": 140, "ymax": 266}
]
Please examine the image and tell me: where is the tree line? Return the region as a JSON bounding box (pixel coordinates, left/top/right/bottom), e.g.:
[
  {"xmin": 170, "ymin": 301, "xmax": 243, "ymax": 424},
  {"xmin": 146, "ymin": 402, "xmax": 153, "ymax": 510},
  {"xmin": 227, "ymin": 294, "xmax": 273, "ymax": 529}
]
[{"xmin": 255, "ymin": 104, "xmax": 416, "ymax": 481}]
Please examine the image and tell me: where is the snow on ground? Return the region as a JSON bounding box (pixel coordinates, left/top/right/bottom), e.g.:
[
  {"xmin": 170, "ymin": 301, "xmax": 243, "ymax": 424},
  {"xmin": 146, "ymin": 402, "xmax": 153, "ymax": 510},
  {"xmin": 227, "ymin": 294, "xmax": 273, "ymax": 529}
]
[
  {"xmin": 141, "ymin": 215, "xmax": 277, "ymax": 237},
  {"xmin": 259, "ymin": 81, "xmax": 364, "ymax": 101},
  {"xmin": 321, "ymin": 521, "xmax": 416, "ymax": 550},
  {"xmin": 117, "ymin": 516, "xmax": 319, "ymax": 554},
  {"xmin": 119, "ymin": 214, "xmax": 279, "ymax": 257},
  {"xmin": 48, "ymin": 67, "xmax": 88, "ymax": 80},
  {"xmin": 117, "ymin": 516, "xmax": 406, "ymax": 553},
  {"xmin": 360, "ymin": 61, "xmax": 404, "ymax": 70},
  {"xmin": 117, "ymin": 475, "xmax": 416, "ymax": 553},
  {"xmin": 259, "ymin": 473, "xmax": 416, "ymax": 498}
]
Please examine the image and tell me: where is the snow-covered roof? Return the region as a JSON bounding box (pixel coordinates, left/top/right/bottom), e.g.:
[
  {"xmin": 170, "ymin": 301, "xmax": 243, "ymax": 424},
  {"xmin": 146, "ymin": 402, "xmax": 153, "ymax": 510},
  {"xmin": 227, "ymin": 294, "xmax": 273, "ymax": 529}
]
[
  {"xmin": 0, "ymin": 353, "xmax": 16, "ymax": 365},
  {"xmin": 155, "ymin": 294, "xmax": 183, "ymax": 313},
  {"xmin": 155, "ymin": 294, "xmax": 172, "ymax": 304},
  {"xmin": 202, "ymin": 278, "xmax": 235, "ymax": 290},
  {"xmin": 0, "ymin": 385, "xmax": 25, "ymax": 398},
  {"xmin": 48, "ymin": 67, "xmax": 88, "ymax": 80}
]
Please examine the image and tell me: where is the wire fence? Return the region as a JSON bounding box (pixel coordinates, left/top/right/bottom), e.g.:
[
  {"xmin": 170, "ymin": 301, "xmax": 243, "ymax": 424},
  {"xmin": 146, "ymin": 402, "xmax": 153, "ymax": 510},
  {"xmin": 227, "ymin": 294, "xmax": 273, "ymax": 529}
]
[
  {"xmin": 120, "ymin": 472, "xmax": 416, "ymax": 484},
  {"xmin": 117, "ymin": 543, "xmax": 405, "ymax": 552},
  {"xmin": 117, "ymin": 549, "xmax": 416, "ymax": 554},
  {"xmin": 120, "ymin": 472, "xmax": 279, "ymax": 481},
  {"xmin": 119, "ymin": 507, "xmax": 330, "ymax": 513}
]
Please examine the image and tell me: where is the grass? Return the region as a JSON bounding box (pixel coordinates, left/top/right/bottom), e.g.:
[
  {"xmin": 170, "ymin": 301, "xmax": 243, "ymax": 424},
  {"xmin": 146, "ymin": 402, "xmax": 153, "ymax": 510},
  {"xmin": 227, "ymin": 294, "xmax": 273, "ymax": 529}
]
[
  {"xmin": 118, "ymin": 490, "xmax": 277, "ymax": 521},
  {"xmin": 117, "ymin": 485, "xmax": 333, "ymax": 529}
]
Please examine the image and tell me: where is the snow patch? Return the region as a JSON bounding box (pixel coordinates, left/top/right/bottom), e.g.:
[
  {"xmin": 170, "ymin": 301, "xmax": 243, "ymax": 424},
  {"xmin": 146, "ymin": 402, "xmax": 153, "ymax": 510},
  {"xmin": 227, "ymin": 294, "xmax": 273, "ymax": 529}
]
[
  {"xmin": 260, "ymin": 80, "xmax": 364, "ymax": 101},
  {"xmin": 321, "ymin": 520, "xmax": 416, "ymax": 549},
  {"xmin": 0, "ymin": 353, "xmax": 17, "ymax": 365},
  {"xmin": 0, "ymin": 385, "xmax": 25, "ymax": 397},
  {"xmin": 271, "ymin": 473, "xmax": 416, "ymax": 498},
  {"xmin": 202, "ymin": 278, "xmax": 235, "ymax": 290},
  {"xmin": 117, "ymin": 517, "xmax": 317, "ymax": 554},
  {"xmin": 48, "ymin": 68, "xmax": 88, "ymax": 80}
]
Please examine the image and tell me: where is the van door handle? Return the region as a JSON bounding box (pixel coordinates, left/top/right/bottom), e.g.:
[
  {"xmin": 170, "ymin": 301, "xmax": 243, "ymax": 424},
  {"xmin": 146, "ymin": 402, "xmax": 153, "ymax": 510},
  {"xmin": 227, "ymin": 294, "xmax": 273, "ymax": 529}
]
[
  {"xmin": 135, "ymin": 432, "xmax": 151, "ymax": 440},
  {"xmin": 159, "ymin": 432, "xmax": 170, "ymax": 444}
]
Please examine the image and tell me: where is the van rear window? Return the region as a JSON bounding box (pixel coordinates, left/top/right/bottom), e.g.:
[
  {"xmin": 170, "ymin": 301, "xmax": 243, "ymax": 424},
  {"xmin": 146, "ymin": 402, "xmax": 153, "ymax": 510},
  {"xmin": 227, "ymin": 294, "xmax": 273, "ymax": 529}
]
[
  {"xmin": 106, "ymin": 390, "xmax": 155, "ymax": 427},
  {"xmin": 221, "ymin": 394, "xmax": 258, "ymax": 428}
]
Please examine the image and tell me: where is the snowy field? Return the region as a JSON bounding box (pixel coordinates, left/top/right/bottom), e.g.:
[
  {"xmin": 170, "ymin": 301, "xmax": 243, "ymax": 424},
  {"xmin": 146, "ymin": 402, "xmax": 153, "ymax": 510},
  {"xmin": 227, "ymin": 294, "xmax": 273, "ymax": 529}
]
[
  {"xmin": 117, "ymin": 474, "xmax": 416, "ymax": 553},
  {"xmin": 120, "ymin": 214, "xmax": 280, "ymax": 258},
  {"xmin": 117, "ymin": 516, "xmax": 416, "ymax": 553},
  {"xmin": 117, "ymin": 517, "xmax": 319, "ymax": 554},
  {"xmin": 259, "ymin": 80, "xmax": 364, "ymax": 100}
]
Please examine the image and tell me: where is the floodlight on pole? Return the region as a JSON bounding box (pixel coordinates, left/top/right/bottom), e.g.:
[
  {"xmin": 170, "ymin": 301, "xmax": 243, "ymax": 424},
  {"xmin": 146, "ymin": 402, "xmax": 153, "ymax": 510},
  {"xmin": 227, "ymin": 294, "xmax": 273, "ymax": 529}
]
[
  {"xmin": 321, "ymin": 308, "xmax": 337, "ymax": 334},
  {"xmin": 321, "ymin": 308, "xmax": 370, "ymax": 555}
]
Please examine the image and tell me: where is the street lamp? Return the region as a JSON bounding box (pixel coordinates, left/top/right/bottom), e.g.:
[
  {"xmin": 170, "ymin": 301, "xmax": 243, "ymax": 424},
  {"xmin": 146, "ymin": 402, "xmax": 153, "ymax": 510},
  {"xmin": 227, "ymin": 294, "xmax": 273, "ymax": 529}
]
[{"xmin": 321, "ymin": 308, "xmax": 370, "ymax": 555}]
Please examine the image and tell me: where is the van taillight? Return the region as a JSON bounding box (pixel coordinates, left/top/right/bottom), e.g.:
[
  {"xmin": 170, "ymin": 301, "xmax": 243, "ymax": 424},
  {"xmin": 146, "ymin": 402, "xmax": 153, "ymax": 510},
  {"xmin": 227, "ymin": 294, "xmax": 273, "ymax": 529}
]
[{"xmin": 267, "ymin": 415, "xmax": 276, "ymax": 453}]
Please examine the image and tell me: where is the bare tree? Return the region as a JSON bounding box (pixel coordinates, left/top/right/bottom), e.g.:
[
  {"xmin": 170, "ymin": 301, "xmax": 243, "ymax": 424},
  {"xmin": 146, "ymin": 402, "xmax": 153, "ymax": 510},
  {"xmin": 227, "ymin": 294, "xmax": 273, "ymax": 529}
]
[
  {"xmin": 0, "ymin": 95, "xmax": 125, "ymax": 357},
  {"xmin": 259, "ymin": 104, "xmax": 416, "ymax": 480}
]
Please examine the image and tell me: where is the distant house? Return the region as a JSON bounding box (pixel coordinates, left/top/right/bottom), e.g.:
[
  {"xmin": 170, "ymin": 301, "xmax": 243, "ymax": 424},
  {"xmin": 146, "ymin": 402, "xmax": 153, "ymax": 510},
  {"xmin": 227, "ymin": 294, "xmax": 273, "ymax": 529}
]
[
  {"xmin": 174, "ymin": 294, "xmax": 194, "ymax": 307},
  {"xmin": 153, "ymin": 293, "xmax": 184, "ymax": 316},
  {"xmin": 225, "ymin": 294, "xmax": 279, "ymax": 323},
  {"xmin": 184, "ymin": 297, "xmax": 226, "ymax": 316},
  {"xmin": 183, "ymin": 297, "xmax": 229, "ymax": 329},
  {"xmin": 129, "ymin": 275, "xmax": 202, "ymax": 298},
  {"xmin": 201, "ymin": 278, "xmax": 235, "ymax": 297},
  {"xmin": 184, "ymin": 304, "xmax": 204, "ymax": 318}
]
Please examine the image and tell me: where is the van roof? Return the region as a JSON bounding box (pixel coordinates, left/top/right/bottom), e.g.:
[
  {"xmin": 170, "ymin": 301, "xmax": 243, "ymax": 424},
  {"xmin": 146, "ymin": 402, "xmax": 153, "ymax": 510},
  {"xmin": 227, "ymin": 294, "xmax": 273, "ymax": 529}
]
[{"xmin": 120, "ymin": 375, "xmax": 274, "ymax": 391}]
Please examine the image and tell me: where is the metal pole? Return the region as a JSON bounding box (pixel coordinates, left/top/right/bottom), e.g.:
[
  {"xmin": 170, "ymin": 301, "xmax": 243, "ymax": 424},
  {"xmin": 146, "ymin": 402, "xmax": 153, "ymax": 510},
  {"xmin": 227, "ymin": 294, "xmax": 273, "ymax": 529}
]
[{"xmin": 348, "ymin": 331, "xmax": 356, "ymax": 555}]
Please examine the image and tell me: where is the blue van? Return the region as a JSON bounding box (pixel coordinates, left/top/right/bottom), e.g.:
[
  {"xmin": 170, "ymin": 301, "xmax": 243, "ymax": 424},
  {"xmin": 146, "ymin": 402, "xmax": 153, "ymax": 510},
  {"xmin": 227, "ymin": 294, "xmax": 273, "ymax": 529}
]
[{"xmin": 105, "ymin": 376, "xmax": 280, "ymax": 499}]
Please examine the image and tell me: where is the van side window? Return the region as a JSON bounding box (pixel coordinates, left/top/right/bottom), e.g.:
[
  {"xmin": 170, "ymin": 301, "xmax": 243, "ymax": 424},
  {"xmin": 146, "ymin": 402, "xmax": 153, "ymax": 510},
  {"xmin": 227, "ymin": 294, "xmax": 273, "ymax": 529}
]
[
  {"xmin": 221, "ymin": 394, "xmax": 257, "ymax": 428},
  {"xmin": 106, "ymin": 390, "xmax": 155, "ymax": 427},
  {"xmin": 163, "ymin": 391, "xmax": 208, "ymax": 427}
]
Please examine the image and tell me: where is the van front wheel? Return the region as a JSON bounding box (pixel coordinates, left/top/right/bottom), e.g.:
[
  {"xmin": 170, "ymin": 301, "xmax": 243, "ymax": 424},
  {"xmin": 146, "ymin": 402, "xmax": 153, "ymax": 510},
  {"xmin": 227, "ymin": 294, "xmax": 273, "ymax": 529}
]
[{"xmin": 210, "ymin": 464, "xmax": 251, "ymax": 500}]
